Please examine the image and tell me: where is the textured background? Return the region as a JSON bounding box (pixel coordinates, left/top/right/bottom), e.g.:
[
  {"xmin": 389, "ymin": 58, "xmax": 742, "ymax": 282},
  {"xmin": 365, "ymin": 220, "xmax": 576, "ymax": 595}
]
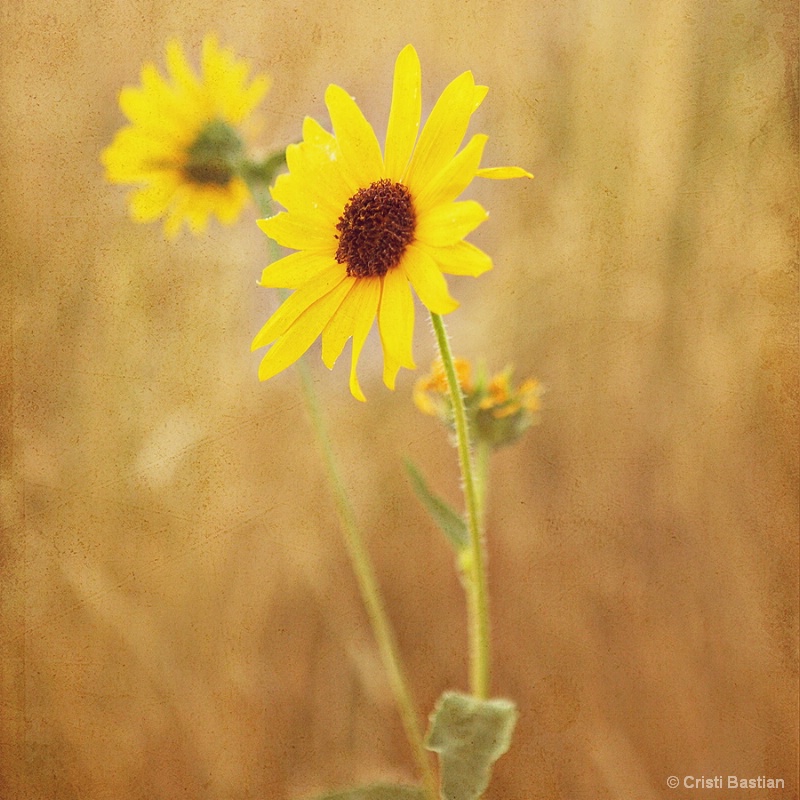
[{"xmin": 1, "ymin": 1, "xmax": 797, "ymax": 798}]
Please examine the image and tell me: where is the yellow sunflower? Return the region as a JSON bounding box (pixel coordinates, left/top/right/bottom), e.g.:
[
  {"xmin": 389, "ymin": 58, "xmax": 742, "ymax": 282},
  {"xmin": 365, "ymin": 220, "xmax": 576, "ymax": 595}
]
[
  {"xmin": 102, "ymin": 35, "xmax": 270, "ymax": 237},
  {"xmin": 252, "ymin": 45, "xmax": 531, "ymax": 400}
]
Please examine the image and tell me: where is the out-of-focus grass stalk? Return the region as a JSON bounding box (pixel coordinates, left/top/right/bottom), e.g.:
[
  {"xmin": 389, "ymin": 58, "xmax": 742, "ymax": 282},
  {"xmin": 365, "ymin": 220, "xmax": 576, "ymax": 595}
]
[
  {"xmin": 292, "ymin": 356, "xmax": 436, "ymax": 798},
  {"xmin": 430, "ymin": 312, "xmax": 491, "ymax": 700},
  {"xmin": 253, "ymin": 185, "xmax": 436, "ymax": 799}
]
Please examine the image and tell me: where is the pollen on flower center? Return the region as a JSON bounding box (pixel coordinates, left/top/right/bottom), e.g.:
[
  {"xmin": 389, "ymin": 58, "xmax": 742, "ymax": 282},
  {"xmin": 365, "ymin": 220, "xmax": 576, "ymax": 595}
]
[{"xmin": 335, "ymin": 179, "xmax": 416, "ymax": 278}]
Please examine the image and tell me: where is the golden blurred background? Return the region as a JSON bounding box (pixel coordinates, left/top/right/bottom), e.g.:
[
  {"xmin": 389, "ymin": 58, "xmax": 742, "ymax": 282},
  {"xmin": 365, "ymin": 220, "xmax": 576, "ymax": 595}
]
[{"xmin": 1, "ymin": 0, "xmax": 797, "ymax": 798}]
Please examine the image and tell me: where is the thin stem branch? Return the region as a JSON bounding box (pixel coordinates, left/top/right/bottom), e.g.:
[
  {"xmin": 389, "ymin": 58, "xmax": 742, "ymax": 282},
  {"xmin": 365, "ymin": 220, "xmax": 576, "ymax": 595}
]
[
  {"xmin": 293, "ymin": 360, "xmax": 437, "ymax": 799},
  {"xmin": 429, "ymin": 312, "xmax": 491, "ymax": 699},
  {"xmin": 255, "ymin": 194, "xmax": 435, "ymax": 796}
]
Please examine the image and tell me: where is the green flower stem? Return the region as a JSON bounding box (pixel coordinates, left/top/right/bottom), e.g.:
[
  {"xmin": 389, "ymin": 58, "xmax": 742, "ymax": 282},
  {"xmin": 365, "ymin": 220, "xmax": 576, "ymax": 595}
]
[
  {"xmin": 430, "ymin": 312, "xmax": 491, "ymax": 700},
  {"xmin": 293, "ymin": 358, "xmax": 437, "ymax": 799},
  {"xmin": 254, "ymin": 193, "xmax": 435, "ymax": 798},
  {"xmin": 241, "ymin": 150, "xmax": 288, "ymax": 213}
]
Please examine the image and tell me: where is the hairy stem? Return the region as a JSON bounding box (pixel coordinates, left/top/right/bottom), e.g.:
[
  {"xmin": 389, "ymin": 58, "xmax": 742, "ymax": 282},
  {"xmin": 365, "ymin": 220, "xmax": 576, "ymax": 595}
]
[{"xmin": 430, "ymin": 312, "xmax": 491, "ymax": 699}]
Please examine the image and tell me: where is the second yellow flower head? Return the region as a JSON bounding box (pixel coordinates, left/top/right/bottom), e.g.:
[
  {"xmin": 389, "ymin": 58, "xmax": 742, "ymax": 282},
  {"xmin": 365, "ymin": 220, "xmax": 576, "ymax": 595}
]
[{"xmin": 102, "ymin": 36, "xmax": 270, "ymax": 237}]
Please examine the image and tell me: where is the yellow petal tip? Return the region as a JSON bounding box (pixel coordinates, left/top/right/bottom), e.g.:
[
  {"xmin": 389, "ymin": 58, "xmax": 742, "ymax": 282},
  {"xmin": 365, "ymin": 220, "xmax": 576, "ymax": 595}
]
[
  {"xmin": 476, "ymin": 166, "xmax": 533, "ymax": 180},
  {"xmin": 350, "ymin": 382, "xmax": 367, "ymax": 402}
]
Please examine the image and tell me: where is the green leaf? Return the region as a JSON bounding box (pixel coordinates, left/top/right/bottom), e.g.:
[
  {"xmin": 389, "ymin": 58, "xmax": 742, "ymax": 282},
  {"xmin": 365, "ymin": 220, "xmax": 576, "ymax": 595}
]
[
  {"xmin": 425, "ymin": 691, "xmax": 518, "ymax": 800},
  {"xmin": 404, "ymin": 460, "xmax": 469, "ymax": 551},
  {"xmin": 304, "ymin": 785, "xmax": 426, "ymax": 800}
]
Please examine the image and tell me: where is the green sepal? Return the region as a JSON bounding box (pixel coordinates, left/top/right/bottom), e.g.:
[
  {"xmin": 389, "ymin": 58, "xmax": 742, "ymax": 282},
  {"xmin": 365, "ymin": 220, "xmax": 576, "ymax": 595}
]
[
  {"xmin": 304, "ymin": 785, "xmax": 426, "ymax": 800},
  {"xmin": 404, "ymin": 459, "xmax": 468, "ymax": 552},
  {"xmin": 425, "ymin": 691, "xmax": 518, "ymax": 800}
]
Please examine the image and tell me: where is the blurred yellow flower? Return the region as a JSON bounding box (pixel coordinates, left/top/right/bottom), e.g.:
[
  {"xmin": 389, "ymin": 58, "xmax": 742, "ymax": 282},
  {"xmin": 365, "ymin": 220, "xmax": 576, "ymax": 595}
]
[
  {"xmin": 252, "ymin": 44, "xmax": 531, "ymax": 400},
  {"xmin": 102, "ymin": 35, "xmax": 270, "ymax": 237},
  {"xmin": 480, "ymin": 372, "xmax": 541, "ymax": 419},
  {"xmin": 414, "ymin": 358, "xmax": 542, "ymax": 448},
  {"xmin": 413, "ymin": 357, "xmax": 474, "ymax": 416}
]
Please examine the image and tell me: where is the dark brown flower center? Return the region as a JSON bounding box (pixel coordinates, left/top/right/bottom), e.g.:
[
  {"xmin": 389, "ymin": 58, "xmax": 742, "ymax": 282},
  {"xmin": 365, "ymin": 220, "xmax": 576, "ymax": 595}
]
[
  {"xmin": 335, "ymin": 179, "xmax": 416, "ymax": 278},
  {"xmin": 183, "ymin": 119, "xmax": 243, "ymax": 186},
  {"xmin": 183, "ymin": 160, "xmax": 234, "ymax": 186}
]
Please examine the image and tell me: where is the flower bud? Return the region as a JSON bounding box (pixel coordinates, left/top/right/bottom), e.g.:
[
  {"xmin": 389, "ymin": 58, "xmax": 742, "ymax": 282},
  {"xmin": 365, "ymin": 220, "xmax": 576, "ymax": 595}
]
[{"xmin": 414, "ymin": 359, "xmax": 542, "ymax": 449}]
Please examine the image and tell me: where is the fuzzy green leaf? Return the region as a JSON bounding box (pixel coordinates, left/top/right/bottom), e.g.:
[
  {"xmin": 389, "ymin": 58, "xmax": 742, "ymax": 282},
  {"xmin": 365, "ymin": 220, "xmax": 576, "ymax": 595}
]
[
  {"xmin": 305, "ymin": 785, "xmax": 426, "ymax": 800},
  {"xmin": 425, "ymin": 691, "xmax": 517, "ymax": 800},
  {"xmin": 405, "ymin": 460, "xmax": 469, "ymax": 551}
]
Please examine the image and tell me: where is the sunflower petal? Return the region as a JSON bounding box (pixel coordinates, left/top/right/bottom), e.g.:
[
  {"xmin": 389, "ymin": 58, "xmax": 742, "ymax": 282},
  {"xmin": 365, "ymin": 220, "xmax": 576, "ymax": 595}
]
[
  {"xmin": 415, "ymin": 200, "xmax": 488, "ymax": 247},
  {"xmin": 185, "ymin": 201, "xmax": 211, "ymax": 234},
  {"xmin": 429, "ymin": 240, "xmax": 493, "ymax": 276},
  {"xmin": 281, "ymin": 139, "xmax": 353, "ymax": 218},
  {"xmin": 258, "ymin": 212, "xmax": 336, "ymax": 251},
  {"xmin": 320, "ymin": 276, "xmax": 381, "ymax": 373},
  {"xmin": 257, "ymin": 279, "xmax": 353, "ymax": 382},
  {"xmin": 401, "ymin": 244, "xmax": 458, "ymax": 314},
  {"xmin": 476, "ymin": 166, "xmax": 533, "ymax": 179},
  {"xmin": 405, "ymin": 70, "xmax": 477, "ymax": 194},
  {"xmin": 102, "ymin": 126, "xmax": 183, "ymax": 180},
  {"xmin": 237, "ymin": 73, "xmax": 271, "ymax": 120},
  {"xmin": 201, "ymin": 36, "xmax": 225, "ymax": 89},
  {"xmin": 378, "ymin": 267, "xmax": 415, "ymax": 369},
  {"xmin": 259, "ymin": 251, "xmax": 335, "ymax": 289},
  {"xmin": 130, "ymin": 177, "xmax": 178, "ymax": 221},
  {"xmin": 303, "ymin": 116, "xmax": 336, "ymax": 147},
  {"xmin": 413, "ymin": 134, "xmax": 487, "ymax": 213},
  {"xmin": 203, "ymin": 36, "xmax": 268, "ymax": 123},
  {"xmin": 164, "ymin": 209, "xmax": 183, "ymax": 238},
  {"xmin": 325, "ymin": 84, "xmax": 384, "ymax": 187},
  {"xmin": 165, "ymin": 40, "xmax": 200, "ymax": 98},
  {"xmin": 348, "ymin": 279, "xmax": 381, "ymax": 401},
  {"xmin": 321, "ymin": 281, "xmax": 359, "ymax": 368},
  {"xmin": 270, "ymin": 172, "xmax": 331, "ymax": 225},
  {"xmin": 118, "ymin": 85, "xmax": 169, "ymax": 133},
  {"xmin": 385, "ymin": 44, "xmax": 421, "ymax": 182},
  {"xmin": 382, "ymin": 350, "xmax": 403, "ymax": 390},
  {"xmin": 251, "ymin": 265, "xmax": 346, "ymax": 350},
  {"xmin": 215, "ymin": 179, "xmax": 249, "ymax": 223}
]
